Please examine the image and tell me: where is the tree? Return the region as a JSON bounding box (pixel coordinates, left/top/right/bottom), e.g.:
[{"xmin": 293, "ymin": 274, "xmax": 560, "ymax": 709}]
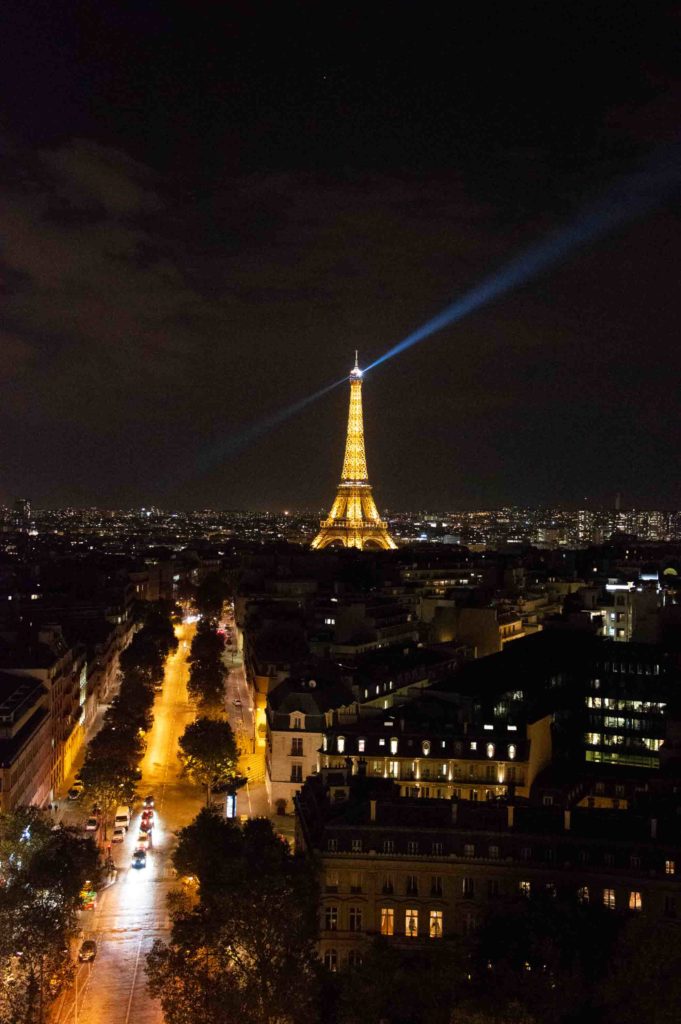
[
  {"xmin": 336, "ymin": 938, "xmax": 467, "ymax": 1024},
  {"xmin": 0, "ymin": 811, "xmax": 98, "ymax": 1024},
  {"xmin": 79, "ymin": 756, "xmax": 140, "ymax": 837},
  {"xmin": 187, "ymin": 621, "xmax": 226, "ymax": 712},
  {"xmin": 146, "ymin": 816, "xmax": 320, "ymax": 1024},
  {"xmin": 597, "ymin": 916, "xmax": 681, "ymax": 1024},
  {"xmin": 178, "ymin": 718, "xmax": 240, "ymax": 805},
  {"xmin": 172, "ymin": 808, "xmax": 243, "ymax": 894},
  {"xmin": 195, "ymin": 573, "xmax": 228, "ymax": 620}
]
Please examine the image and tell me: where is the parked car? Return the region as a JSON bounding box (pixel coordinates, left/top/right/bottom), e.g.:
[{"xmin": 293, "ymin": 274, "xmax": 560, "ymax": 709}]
[
  {"xmin": 84, "ymin": 817, "xmax": 99, "ymax": 832},
  {"xmin": 131, "ymin": 848, "xmax": 147, "ymax": 869},
  {"xmin": 78, "ymin": 940, "xmax": 97, "ymax": 962},
  {"xmin": 68, "ymin": 786, "xmax": 83, "ymax": 801},
  {"xmin": 111, "ymin": 826, "xmax": 126, "ymax": 843}
]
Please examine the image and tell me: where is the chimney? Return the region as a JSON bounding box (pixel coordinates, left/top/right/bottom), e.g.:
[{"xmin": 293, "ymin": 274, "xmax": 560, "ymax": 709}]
[
  {"xmin": 564, "ymin": 809, "xmax": 571, "ymax": 831},
  {"xmin": 651, "ymin": 818, "xmax": 658, "ymax": 840},
  {"xmin": 370, "ymin": 799, "xmax": 377, "ymax": 822},
  {"xmin": 507, "ymin": 804, "xmax": 515, "ymax": 829}
]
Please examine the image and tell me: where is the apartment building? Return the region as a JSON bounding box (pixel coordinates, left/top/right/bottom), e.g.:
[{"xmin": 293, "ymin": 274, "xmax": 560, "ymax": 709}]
[{"xmin": 296, "ymin": 773, "xmax": 681, "ymax": 971}]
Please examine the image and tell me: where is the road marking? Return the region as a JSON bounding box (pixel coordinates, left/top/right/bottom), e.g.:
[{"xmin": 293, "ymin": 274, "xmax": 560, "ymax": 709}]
[{"xmin": 123, "ymin": 936, "xmax": 144, "ymax": 1024}]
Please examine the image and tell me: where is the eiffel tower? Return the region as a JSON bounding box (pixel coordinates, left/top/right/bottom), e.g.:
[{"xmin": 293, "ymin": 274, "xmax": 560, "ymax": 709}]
[{"xmin": 311, "ymin": 354, "xmax": 397, "ymax": 550}]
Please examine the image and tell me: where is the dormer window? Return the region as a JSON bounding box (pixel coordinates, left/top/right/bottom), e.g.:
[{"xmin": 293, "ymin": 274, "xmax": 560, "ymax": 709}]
[
  {"xmin": 508, "ymin": 744, "xmax": 516, "ymax": 760},
  {"xmin": 358, "ymin": 738, "xmax": 366, "ymax": 752},
  {"xmin": 379, "ymin": 738, "xmax": 386, "ymax": 747},
  {"xmin": 337, "ymin": 736, "xmax": 345, "ymax": 754},
  {"xmin": 292, "ymin": 716, "xmax": 302, "ymax": 730},
  {"xmin": 421, "ymin": 740, "xmax": 431, "ymax": 756},
  {"xmin": 486, "ymin": 743, "xmax": 495, "ymax": 758},
  {"xmin": 390, "ymin": 737, "xmax": 398, "ymax": 755}
]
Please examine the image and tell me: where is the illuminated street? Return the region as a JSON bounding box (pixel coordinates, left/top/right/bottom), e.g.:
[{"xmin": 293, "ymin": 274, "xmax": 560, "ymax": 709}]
[{"xmin": 53, "ymin": 624, "xmax": 202, "ymax": 1024}]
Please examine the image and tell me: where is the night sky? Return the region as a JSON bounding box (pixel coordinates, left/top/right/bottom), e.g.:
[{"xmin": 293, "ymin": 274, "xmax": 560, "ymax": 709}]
[{"xmin": 2, "ymin": 2, "xmax": 680, "ymax": 511}]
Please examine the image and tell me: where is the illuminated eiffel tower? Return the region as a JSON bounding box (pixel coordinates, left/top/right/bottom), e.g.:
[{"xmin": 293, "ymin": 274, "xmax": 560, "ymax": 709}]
[{"xmin": 311, "ymin": 354, "xmax": 397, "ymax": 551}]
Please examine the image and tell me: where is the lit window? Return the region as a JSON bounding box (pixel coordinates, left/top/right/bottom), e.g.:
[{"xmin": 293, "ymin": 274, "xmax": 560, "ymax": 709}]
[
  {"xmin": 519, "ymin": 881, "xmax": 531, "ymax": 897},
  {"xmin": 486, "ymin": 743, "xmax": 495, "ymax": 758},
  {"xmin": 429, "ymin": 910, "xmax": 443, "ymax": 939},
  {"xmin": 322, "ymin": 735, "xmax": 328, "ymax": 751},
  {"xmin": 470, "ymin": 741, "xmax": 477, "ymax": 751},
  {"xmin": 323, "ymin": 949, "xmax": 338, "ymax": 971},
  {"xmin": 629, "ymin": 891, "xmax": 642, "ymax": 911},
  {"xmin": 508, "ymin": 744, "xmax": 516, "ymax": 759},
  {"xmin": 390, "ymin": 737, "xmax": 398, "ymax": 755},
  {"xmin": 577, "ymin": 886, "xmax": 589, "ymax": 904},
  {"xmin": 324, "ymin": 906, "xmax": 338, "ymax": 931},
  {"xmin": 405, "ymin": 908, "xmax": 419, "ymax": 937},
  {"xmin": 380, "ymin": 907, "xmax": 394, "ymax": 936},
  {"xmin": 358, "ymin": 738, "xmax": 366, "ymax": 753},
  {"xmin": 337, "ymin": 736, "xmax": 345, "ymax": 754},
  {"xmin": 666, "ymin": 859, "xmax": 675, "ymax": 876},
  {"xmin": 379, "ymin": 738, "xmax": 385, "ymax": 746},
  {"xmin": 422, "ymin": 740, "xmax": 431, "ymax": 756},
  {"xmin": 324, "ymin": 617, "xmax": 335, "ymax": 625},
  {"xmin": 603, "ymin": 888, "xmax": 616, "ymax": 910}
]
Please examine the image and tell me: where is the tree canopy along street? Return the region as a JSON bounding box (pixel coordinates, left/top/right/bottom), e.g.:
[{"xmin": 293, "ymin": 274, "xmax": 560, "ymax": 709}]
[{"xmin": 51, "ymin": 621, "xmax": 203, "ymax": 1024}]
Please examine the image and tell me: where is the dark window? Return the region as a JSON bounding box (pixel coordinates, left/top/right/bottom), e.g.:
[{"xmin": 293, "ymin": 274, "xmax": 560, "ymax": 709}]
[
  {"xmin": 291, "ymin": 737, "xmax": 303, "ymax": 756},
  {"xmin": 290, "ymin": 764, "xmax": 303, "ymax": 783},
  {"xmin": 406, "ymin": 874, "xmax": 418, "ymax": 895},
  {"xmin": 462, "ymin": 877, "xmax": 474, "ymax": 898},
  {"xmin": 431, "ymin": 875, "xmax": 443, "ymax": 897}
]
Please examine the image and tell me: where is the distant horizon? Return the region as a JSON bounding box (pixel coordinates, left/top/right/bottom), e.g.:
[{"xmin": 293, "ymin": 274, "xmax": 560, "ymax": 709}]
[{"xmin": 7, "ymin": 502, "xmax": 681, "ymax": 516}]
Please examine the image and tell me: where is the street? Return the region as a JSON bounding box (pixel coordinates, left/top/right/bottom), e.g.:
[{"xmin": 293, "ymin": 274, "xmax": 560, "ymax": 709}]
[{"xmin": 53, "ymin": 623, "xmax": 202, "ymax": 1024}]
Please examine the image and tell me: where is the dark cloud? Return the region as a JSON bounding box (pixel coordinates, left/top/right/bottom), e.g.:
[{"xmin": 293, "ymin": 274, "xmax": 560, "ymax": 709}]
[{"xmin": 0, "ymin": 3, "xmax": 680, "ymax": 509}]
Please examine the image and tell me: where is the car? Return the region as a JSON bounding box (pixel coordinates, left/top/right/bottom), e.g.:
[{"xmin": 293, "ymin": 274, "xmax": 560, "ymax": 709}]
[
  {"xmin": 139, "ymin": 817, "xmax": 153, "ymax": 833},
  {"xmin": 143, "ymin": 794, "xmax": 155, "ymax": 808},
  {"xmin": 111, "ymin": 826, "xmax": 126, "ymax": 843},
  {"xmin": 232, "ymin": 698, "xmax": 242, "ymax": 707},
  {"xmin": 84, "ymin": 817, "xmax": 99, "ymax": 832},
  {"xmin": 136, "ymin": 832, "xmax": 150, "ymax": 850},
  {"xmin": 68, "ymin": 786, "xmax": 83, "ymax": 801},
  {"xmin": 131, "ymin": 848, "xmax": 147, "ymax": 869},
  {"xmin": 78, "ymin": 940, "xmax": 97, "ymax": 962},
  {"xmin": 141, "ymin": 807, "xmax": 154, "ymax": 821}
]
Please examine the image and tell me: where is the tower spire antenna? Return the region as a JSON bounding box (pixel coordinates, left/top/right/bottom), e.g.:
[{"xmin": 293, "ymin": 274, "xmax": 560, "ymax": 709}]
[{"xmin": 311, "ymin": 356, "xmax": 397, "ymax": 551}]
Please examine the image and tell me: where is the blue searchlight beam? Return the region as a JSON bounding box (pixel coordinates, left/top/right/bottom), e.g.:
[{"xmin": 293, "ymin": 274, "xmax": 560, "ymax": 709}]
[
  {"xmin": 193, "ymin": 141, "xmax": 680, "ymax": 477},
  {"xmin": 364, "ymin": 143, "xmax": 681, "ymax": 374}
]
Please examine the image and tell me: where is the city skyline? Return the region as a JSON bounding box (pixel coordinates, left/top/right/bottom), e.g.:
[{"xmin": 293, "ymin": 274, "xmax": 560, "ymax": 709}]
[{"xmin": 2, "ymin": 6, "xmax": 681, "ymax": 510}]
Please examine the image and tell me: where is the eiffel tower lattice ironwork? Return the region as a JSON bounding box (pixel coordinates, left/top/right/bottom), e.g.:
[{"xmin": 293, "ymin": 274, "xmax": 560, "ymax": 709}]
[{"xmin": 311, "ymin": 354, "xmax": 397, "ymax": 550}]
